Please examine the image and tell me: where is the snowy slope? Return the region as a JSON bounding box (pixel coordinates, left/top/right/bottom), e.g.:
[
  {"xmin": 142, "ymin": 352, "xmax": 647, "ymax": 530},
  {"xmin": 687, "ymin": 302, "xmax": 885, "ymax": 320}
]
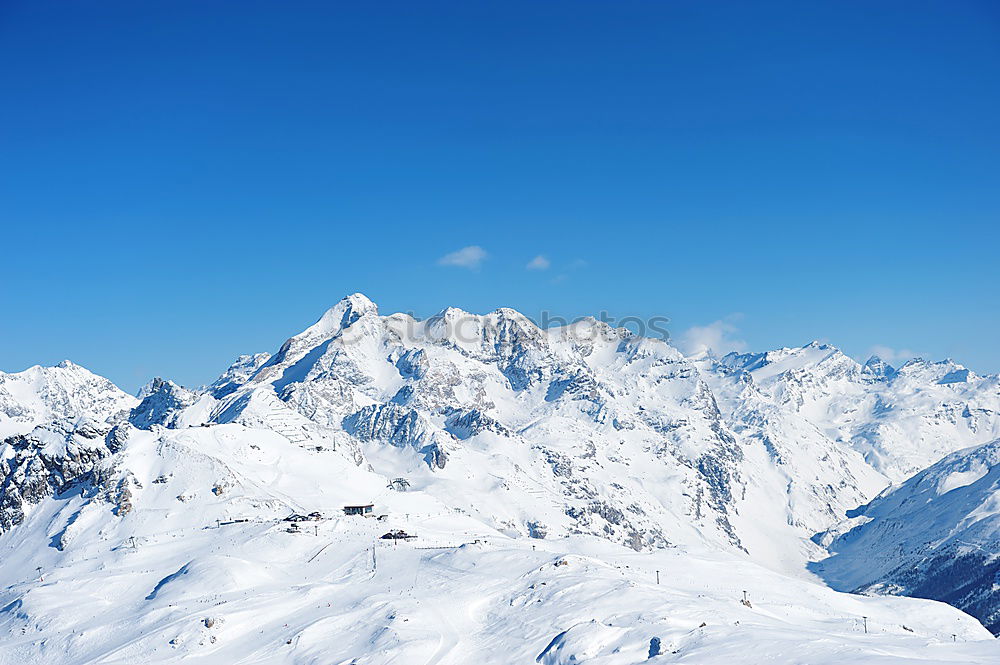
[
  {"xmin": 207, "ymin": 295, "xmax": 754, "ymax": 555},
  {"xmin": 2, "ymin": 294, "xmax": 1000, "ymax": 661},
  {"xmin": 0, "ymin": 361, "xmax": 137, "ymax": 439},
  {"xmin": 709, "ymin": 344, "xmax": 1000, "ymax": 482},
  {"xmin": 814, "ymin": 437, "xmax": 1000, "ymax": 635},
  {"xmin": 204, "ymin": 297, "xmax": 1000, "ymax": 570},
  {"xmin": 0, "ymin": 362, "xmax": 138, "ymax": 532},
  {"xmin": 129, "ymin": 378, "xmax": 216, "ymax": 429},
  {"xmin": 0, "ymin": 423, "xmax": 994, "ymax": 665}
]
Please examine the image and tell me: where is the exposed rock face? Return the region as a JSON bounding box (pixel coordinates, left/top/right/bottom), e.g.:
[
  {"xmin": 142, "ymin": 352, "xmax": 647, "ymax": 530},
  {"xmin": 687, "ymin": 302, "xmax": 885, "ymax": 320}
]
[
  {"xmin": 209, "ymin": 353, "xmax": 272, "ymax": 398},
  {"xmin": 0, "ymin": 422, "xmax": 110, "ymax": 531},
  {"xmin": 0, "ymin": 363, "xmax": 139, "ymax": 533},
  {"xmin": 445, "ymin": 408, "xmax": 510, "ymax": 440},
  {"xmin": 343, "ymin": 403, "xmax": 451, "ymax": 469},
  {"xmin": 129, "ymin": 378, "xmax": 199, "ymax": 429},
  {"xmin": 4, "ymin": 295, "xmax": 1000, "ymax": 568},
  {"xmin": 195, "ymin": 297, "xmax": 760, "ymax": 551}
]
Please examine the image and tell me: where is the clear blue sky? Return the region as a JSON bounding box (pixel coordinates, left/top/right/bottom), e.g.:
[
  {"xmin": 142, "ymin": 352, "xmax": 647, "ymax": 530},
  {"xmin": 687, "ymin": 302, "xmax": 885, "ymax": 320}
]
[{"xmin": 2, "ymin": 1, "xmax": 998, "ymax": 392}]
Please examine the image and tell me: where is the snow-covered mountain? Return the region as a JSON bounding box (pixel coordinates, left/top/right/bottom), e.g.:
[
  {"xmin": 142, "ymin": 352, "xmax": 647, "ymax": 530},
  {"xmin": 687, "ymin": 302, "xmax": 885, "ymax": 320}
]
[
  {"xmin": 690, "ymin": 342, "xmax": 1000, "ymax": 566},
  {"xmin": 813, "ymin": 437, "xmax": 1000, "ymax": 634},
  {"xmin": 0, "ymin": 361, "xmax": 136, "ymax": 439},
  {"xmin": 130, "ymin": 378, "xmax": 217, "ymax": 430},
  {"xmin": 204, "ymin": 295, "xmax": 1000, "ymax": 563},
  {"xmin": 2, "ymin": 422, "xmax": 992, "ymax": 664},
  {"xmin": 2, "ymin": 294, "xmax": 999, "ymax": 663},
  {"xmin": 208, "ymin": 293, "xmax": 751, "ymax": 554},
  {"xmin": 708, "ymin": 343, "xmax": 1000, "ymax": 483},
  {"xmin": 0, "ymin": 362, "xmax": 138, "ymax": 532}
]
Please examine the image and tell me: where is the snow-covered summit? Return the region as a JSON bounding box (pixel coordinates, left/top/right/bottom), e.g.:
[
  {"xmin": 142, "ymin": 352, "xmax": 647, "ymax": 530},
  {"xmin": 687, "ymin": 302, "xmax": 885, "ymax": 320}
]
[
  {"xmin": 3, "ymin": 295, "xmax": 1000, "ymax": 662},
  {"xmin": 0, "ymin": 361, "xmax": 137, "ymax": 439},
  {"xmin": 176, "ymin": 299, "xmax": 998, "ymax": 560},
  {"xmin": 296, "ymin": 292, "xmax": 379, "ymax": 341},
  {"xmin": 710, "ymin": 339, "xmax": 1000, "ymax": 481},
  {"xmin": 862, "ymin": 355, "xmax": 897, "ymax": 379},
  {"xmin": 205, "ymin": 295, "xmax": 748, "ymax": 553},
  {"xmin": 128, "ymin": 378, "xmax": 216, "ymax": 429}
]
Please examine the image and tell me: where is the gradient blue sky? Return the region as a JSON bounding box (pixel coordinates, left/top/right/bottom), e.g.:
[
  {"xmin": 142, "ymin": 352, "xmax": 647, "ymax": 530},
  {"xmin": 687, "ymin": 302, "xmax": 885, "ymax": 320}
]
[{"xmin": 2, "ymin": 1, "xmax": 998, "ymax": 392}]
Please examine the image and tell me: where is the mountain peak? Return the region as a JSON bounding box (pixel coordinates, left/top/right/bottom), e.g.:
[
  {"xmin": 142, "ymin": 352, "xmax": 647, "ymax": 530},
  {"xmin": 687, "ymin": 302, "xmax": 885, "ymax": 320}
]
[
  {"xmin": 129, "ymin": 377, "xmax": 199, "ymax": 429},
  {"xmin": 491, "ymin": 306, "xmax": 530, "ymax": 319},
  {"xmin": 136, "ymin": 376, "xmax": 171, "ymax": 399},
  {"xmin": 862, "ymin": 355, "xmax": 897, "ymax": 379},
  {"xmin": 300, "ymin": 293, "xmax": 379, "ymax": 340},
  {"xmin": 6, "ymin": 296, "xmax": 1000, "ymax": 661},
  {"xmin": 0, "ymin": 361, "xmax": 137, "ymax": 438},
  {"xmin": 341, "ymin": 292, "xmax": 376, "ymax": 310},
  {"xmin": 428, "ymin": 305, "xmax": 472, "ymax": 322}
]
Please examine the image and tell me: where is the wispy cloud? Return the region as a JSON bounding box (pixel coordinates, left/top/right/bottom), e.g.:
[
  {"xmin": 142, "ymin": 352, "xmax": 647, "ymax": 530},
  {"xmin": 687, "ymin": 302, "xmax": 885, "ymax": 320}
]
[
  {"xmin": 549, "ymin": 258, "xmax": 586, "ymax": 284},
  {"xmin": 437, "ymin": 246, "xmax": 487, "ymax": 270},
  {"xmin": 676, "ymin": 317, "xmax": 747, "ymax": 357},
  {"xmin": 526, "ymin": 255, "xmax": 550, "ymax": 271},
  {"xmin": 867, "ymin": 345, "xmax": 924, "ymax": 365}
]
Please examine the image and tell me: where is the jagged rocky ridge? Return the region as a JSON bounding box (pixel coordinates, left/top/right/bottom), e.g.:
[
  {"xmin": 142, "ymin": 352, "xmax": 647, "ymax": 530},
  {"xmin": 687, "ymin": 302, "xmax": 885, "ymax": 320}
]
[
  {"xmin": 203, "ymin": 294, "xmax": 750, "ymax": 551},
  {"xmin": 2, "ymin": 294, "xmax": 1000, "ymax": 634},
  {"xmin": 0, "ymin": 362, "xmax": 138, "ymax": 532}
]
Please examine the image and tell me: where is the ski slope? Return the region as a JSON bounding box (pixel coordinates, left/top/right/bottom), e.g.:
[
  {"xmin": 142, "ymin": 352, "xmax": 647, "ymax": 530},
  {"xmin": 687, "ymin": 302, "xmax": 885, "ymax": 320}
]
[{"xmin": 0, "ymin": 424, "xmax": 994, "ymax": 664}]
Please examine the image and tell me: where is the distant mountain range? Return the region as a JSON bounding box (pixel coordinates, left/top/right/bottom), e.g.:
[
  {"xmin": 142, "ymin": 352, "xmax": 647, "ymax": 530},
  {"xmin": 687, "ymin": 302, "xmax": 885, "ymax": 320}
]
[{"xmin": 2, "ymin": 294, "xmax": 998, "ymax": 663}]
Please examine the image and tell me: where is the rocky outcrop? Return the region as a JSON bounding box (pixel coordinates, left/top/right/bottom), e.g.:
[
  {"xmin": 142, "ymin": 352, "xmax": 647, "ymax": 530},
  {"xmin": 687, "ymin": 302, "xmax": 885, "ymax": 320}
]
[
  {"xmin": 343, "ymin": 403, "xmax": 452, "ymax": 469},
  {"xmin": 209, "ymin": 353, "xmax": 271, "ymax": 398},
  {"xmin": 0, "ymin": 422, "xmax": 110, "ymax": 531},
  {"xmin": 129, "ymin": 378, "xmax": 199, "ymax": 429}
]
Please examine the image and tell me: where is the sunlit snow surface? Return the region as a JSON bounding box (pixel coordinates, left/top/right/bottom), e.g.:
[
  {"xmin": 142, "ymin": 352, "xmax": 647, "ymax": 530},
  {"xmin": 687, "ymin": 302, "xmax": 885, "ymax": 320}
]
[
  {"xmin": 815, "ymin": 438, "xmax": 1000, "ymax": 635},
  {"xmin": 0, "ymin": 425, "xmax": 994, "ymax": 665},
  {"xmin": 3, "ymin": 295, "xmax": 1000, "ymax": 663}
]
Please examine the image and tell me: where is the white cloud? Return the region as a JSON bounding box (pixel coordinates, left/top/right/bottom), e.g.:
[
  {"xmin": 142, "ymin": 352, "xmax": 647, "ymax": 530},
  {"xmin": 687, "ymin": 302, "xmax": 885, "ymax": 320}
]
[
  {"xmin": 526, "ymin": 255, "xmax": 550, "ymax": 271},
  {"xmin": 676, "ymin": 318, "xmax": 747, "ymax": 358},
  {"xmin": 437, "ymin": 246, "xmax": 487, "ymax": 270},
  {"xmin": 867, "ymin": 345, "xmax": 923, "ymax": 366}
]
